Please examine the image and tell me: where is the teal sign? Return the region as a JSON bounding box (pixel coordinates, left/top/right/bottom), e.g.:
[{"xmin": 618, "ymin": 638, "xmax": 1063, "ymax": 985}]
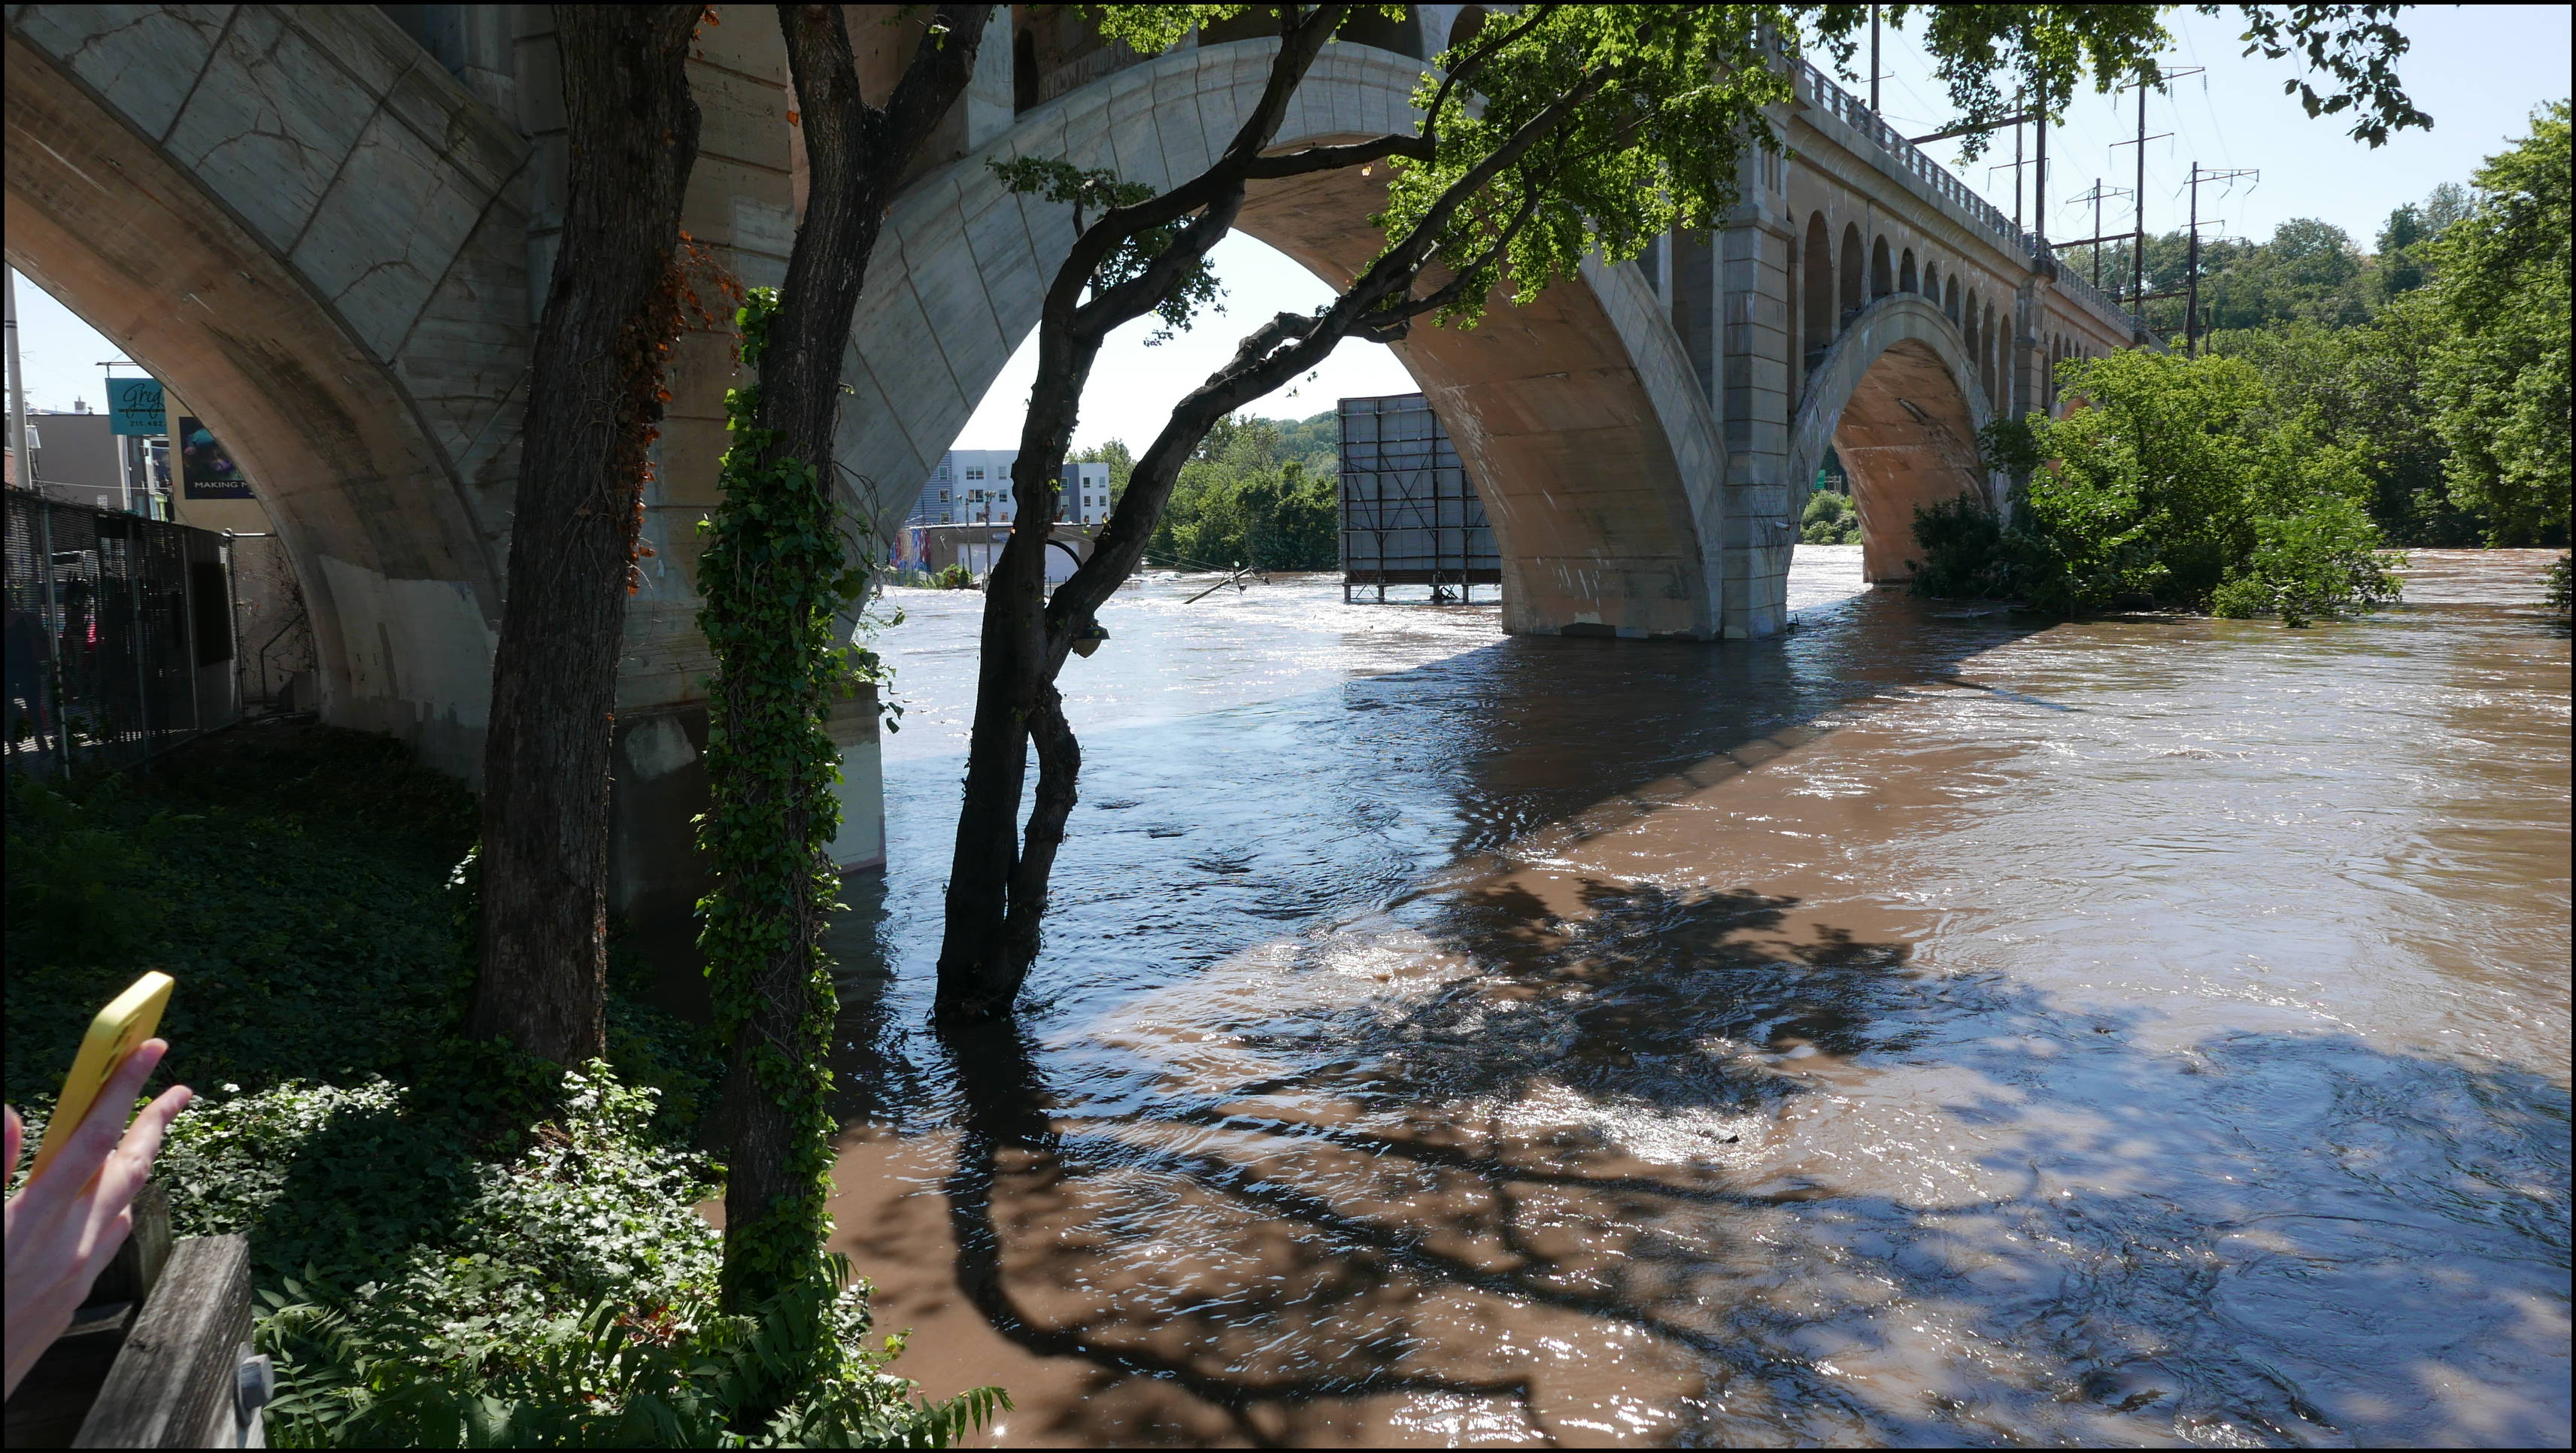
[{"xmin": 107, "ymin": 377, "xmax": 165, "ymax": 436}]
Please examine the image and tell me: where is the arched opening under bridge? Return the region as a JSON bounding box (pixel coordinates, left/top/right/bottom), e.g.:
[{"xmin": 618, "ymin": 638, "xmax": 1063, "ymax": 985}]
[{"xmin": 1786, "ymin": 294, "xmax": 1992, "ymax": 586}]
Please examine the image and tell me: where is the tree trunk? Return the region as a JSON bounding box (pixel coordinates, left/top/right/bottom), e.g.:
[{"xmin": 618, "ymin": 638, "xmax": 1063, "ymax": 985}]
[
  {"xmin": 712, "ymin": 2, "xmax": 990, "ymax": 1312},
  {"xmin": 932, "ymin": 8, "xmax": 1356, "ymax": 1021},
  {"xmin": 466, "ymin": 8, "xmax": 702, "ymax": 1066},
  {"xmin": 934, "ymin": 370, "xmax": 1091, "ymax": 1018}
]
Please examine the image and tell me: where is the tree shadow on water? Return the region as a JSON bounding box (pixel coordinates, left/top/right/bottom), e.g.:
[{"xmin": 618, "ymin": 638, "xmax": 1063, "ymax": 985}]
[{"xmin": 918, "ymin": 881, "xmax": 2569, "ymax": 1448}]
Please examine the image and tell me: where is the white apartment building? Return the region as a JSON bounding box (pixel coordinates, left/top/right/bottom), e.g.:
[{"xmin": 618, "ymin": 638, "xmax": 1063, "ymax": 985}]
[{"xmin": 906, "ymin": 450, "xmax": 1111, "ymax": 528}]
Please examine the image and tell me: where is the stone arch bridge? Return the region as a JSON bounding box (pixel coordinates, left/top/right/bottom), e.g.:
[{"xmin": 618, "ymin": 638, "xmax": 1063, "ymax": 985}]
[{"xmin": 5, "ymin": 4, "xmax": 2144, "ymax": 908}]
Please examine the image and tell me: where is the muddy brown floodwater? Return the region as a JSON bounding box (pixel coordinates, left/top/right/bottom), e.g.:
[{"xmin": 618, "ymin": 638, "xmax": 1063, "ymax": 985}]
[{"xmin": 767, "ymin": 547, "xmax": 2568, "ymax": 1445}]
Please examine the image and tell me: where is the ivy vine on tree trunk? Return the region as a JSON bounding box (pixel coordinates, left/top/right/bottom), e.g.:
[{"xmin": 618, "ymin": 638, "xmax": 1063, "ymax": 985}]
[{"xmin": 695, "ymin": 2, "xmax": 990, "ymax": 1315}]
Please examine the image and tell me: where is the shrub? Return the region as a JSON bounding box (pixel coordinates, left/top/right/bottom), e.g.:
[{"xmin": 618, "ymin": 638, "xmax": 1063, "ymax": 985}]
[
  {"xmin": 1799, "ymin": 490, "xmax": 1861, "ymax": 544},
  {"xmin": 1913, "ymin": 350, "xmax": 2405, "ymax": 623},
  {"xmin": 1906, "ymin": 494, "xmax": 2015, "ymax": 599},
  {"xmin": 2209, "ymin": 493, "xmax": 2404, "ymax": 626}
]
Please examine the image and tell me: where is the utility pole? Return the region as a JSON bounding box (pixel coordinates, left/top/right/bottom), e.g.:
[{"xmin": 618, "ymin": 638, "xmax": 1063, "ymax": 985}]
[
  {"xmin": 2110, "ymin": 66, "xmax": 2193, "ymax": 308},
  {"xmin": 2036, "ymin": 113, "xmax": 2049, "ymax": 240},
  {"xmin": 2068, "ymin": 180, "xmax": 2135, "ymax": 288},
  {"xmin": 5, "ymin": 268, "xmax": 31, "ymax": 496},
  {"xmin": 2183, "ymin": 162, "xmax": 2258, "ymax": 355},
  {"xmin": 1869, "ymin": 4, "xmax": 1881, "ymax": 114}
]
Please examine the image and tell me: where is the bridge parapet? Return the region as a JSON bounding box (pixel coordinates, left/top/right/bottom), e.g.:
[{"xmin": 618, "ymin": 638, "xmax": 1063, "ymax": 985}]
[
  {"xmin": 2047, "ymin": 255, "xmax": 2149, "ymax": 340},
  {"xmin": 1794, "ymin": 58, "xmax": 2145, "ymax": 341},
  {"xmin": 1795, "ymin": 61, "xmax": 2025, "ymax": 259}
]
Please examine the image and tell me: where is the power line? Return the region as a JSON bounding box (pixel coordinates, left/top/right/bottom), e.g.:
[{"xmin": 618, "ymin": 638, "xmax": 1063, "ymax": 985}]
[{"xmin": 2183, "ymin": 163, "xmax": 2259, "ymax": 354}]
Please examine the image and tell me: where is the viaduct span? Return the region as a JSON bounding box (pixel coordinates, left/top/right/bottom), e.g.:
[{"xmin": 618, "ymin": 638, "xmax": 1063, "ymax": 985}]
[{"xmin": 5, "ymin": 4, "xmax": 2145, "ymax": 910}]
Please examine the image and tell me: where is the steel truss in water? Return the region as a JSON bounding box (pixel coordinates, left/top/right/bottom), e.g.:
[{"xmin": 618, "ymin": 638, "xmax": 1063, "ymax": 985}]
[{"xmin": 1337, "ymin": 393, "xmax": 1500, "ymax": 604}]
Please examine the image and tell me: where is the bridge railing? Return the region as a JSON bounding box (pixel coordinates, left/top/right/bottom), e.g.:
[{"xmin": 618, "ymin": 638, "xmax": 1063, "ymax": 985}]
[
  {"xmin": 2047, "ymin": 260, "xmax": 2147, "ymax": 338},
  {"xmin": 1795, "ymin": 61, "xmax": 2147, "ymax": 339},
  {"xmin": 1796, "ymin": 61, "xmax": 2023, "ymax": 253}
]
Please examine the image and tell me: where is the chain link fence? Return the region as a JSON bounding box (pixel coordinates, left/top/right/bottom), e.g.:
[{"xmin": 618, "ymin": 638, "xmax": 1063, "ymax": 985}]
[{"xmin": 6, "ymin": 488, "xmax": 241, "ymax": 777}]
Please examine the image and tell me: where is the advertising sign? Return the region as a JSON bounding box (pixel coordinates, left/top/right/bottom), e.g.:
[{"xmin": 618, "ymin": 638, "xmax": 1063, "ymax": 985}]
[
  {"xmin": 177, "ymin": 417, "xmax": 255, "ymax": 499},
  {"xmin": 107, "ymin": 377, "xmax": 166, "ymax": 436}
]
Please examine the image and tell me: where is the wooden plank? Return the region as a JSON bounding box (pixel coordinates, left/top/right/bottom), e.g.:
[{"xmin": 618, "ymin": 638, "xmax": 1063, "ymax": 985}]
[
  {"xmin": 84, "ymin": 1182, "xmax": 172, "ymax": 1307},
  {"xmin": 74, "ymin": 1234, "xmax": 250, "ymax": 1448}
]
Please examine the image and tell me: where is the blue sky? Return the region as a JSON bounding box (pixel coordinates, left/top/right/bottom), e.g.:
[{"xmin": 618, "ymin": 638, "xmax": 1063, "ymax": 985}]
[{"xmin": 11, "ymin": 5, "xmax": 2566, "ymax": 453}]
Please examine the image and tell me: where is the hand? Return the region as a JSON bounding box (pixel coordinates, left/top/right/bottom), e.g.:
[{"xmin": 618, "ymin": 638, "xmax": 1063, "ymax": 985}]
[{"xmin": 4, "ymin": 1039, "xmax": 192, "ymax": 1399}]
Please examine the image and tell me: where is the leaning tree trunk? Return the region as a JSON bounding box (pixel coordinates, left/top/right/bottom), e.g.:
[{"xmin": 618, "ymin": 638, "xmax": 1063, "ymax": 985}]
[
  {"xmin": 932, "ymin": 3, "xmax": 1601, "ymax": 1021},
  {"xmin": 466, "ymin": 7, "xmax": 702, "ymax": 1066},
  {"xmin": 933, "ymin": 7, "xmax": 1365, "ymax": 1021},
  {"xmin": 705, "ymin": 2, "xmax": 988, "ymax": 1313}
]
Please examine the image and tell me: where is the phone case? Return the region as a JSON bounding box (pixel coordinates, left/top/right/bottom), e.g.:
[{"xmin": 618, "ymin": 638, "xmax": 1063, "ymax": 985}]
[{"xmin": 28, "ymin": 971, "xmax": 174, "ymax": 1182}]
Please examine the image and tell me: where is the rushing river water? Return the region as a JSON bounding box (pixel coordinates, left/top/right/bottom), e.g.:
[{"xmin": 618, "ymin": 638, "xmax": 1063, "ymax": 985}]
[{"xmin": 788, "ymin": 546, "xmax": 2567, "ymax": 1447}]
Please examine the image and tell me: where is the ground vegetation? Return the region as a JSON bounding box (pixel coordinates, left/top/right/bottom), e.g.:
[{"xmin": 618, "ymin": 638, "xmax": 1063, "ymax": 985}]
[{"xmin": 3, "ymin": 729, "xmax": 998, "ymax": 1446}]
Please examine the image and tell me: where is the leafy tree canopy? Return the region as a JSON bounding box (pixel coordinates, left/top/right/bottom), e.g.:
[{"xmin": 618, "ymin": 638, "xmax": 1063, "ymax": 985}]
[{"xmin": 2424, "ymin": 101, "xmax": 2572, "ymax": 544}]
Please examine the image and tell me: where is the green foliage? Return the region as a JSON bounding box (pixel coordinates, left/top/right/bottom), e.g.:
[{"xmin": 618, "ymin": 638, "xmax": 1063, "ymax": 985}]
[
  {"xmin": 1977, "ymin": 415, "xmax": 2044, "ymax": 480},
  {"xmin": 986, "ymin": 157, "xmax": 1221, "ymax": 341},
  {"xmin": 692, "ymin": 287, "xmax": 864, "ymax": 1307},
  {"xmin": 1913, "ymin": 350, "xmax": 2404, "ymax": 623},
  {"xmin": 1071, "ymin": 438, "xmax": 1135, "ymax": 501},
  {"xmin": 1906, "ymin": 494, "xmax": 2016, "ymax": 599},
  {"xmin": 2208, "ymin": 492, "xmax": 2403, "ymax": 627},
  {"xmin": 1147, "ymin": 413, "xmax": 1341, "ymax": 571},
  {"xmin": 2205, "ymin": 301, "xmax": 2469, "ymax": 544},
  {"xmin": 7, "ymin": 730, "xmax": 997, "ymax": 1446},
  {"xmin": 2423, "ymin": 101, "xmax": 2571, "ymax": 546},
  {"xmin": 2545, "ymin": 554, "xmax": 2572, "ymax": 617},
  {"xmin": 1382, "ymin": 6, "xmax": 1795, "ymax": 328},
  {"xmin": 930, "ymin": 562, "xmax": 975, "ymax": 590},
  {"xmin": 1799, "ymin": 488, "xmax": 1860, "ymax": 545},
  {"xmin": 1152, "ymin": 458, "xmax": 1338, "ymax": 571},
  {"xmin": 259, "ymin": 1234, "xmax": 1004, "ymax": 1448}
]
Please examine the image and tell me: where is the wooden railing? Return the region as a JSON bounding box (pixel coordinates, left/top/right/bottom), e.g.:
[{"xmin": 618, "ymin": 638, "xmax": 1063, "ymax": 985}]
[{"xmin": 2, "ymin": 1185, "xmax": 272, "ymax": 1448}]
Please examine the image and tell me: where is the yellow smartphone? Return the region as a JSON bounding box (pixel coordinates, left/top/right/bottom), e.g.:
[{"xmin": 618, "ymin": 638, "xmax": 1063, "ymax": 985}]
[{"xmin": 27, "ymin": 971, "xmax": 174, "ymax": 1184}]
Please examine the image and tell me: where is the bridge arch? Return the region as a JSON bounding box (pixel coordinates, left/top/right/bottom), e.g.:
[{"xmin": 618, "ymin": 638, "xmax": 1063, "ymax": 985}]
[
  {"xmin": 1788, "ymin": 293, "xmax": 1992, "ymax": 585},
  {"xmin": 6, "ymin": 5, "xmax": 529, "ymax": 775},
  {"xmin": 836, "ymin": 39, "xmax": 1728, "ymax": 638},
  {"xmin": 1801, "ymin": 214, "xmax": 1834, "ymax": 364},
  {"xmin": 1838, "ymin": 222, "xmax": 1865, "ymax": 318}
]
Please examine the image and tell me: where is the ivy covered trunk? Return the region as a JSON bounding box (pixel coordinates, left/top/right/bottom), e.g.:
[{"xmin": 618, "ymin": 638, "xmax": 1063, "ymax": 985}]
[
  {"xmin": 698, "ymin": 3, "xmax": 990, "ymax": 1313},
  {"xmin": 467, "ymin": 8, "xmax": 700, "ymax": 1066}
]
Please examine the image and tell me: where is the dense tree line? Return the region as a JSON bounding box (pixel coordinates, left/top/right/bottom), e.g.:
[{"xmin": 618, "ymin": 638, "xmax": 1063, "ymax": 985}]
[
  {"xmin": 1081, "ymin": 411, "xmax": 1342, "ymax": 571},
  {"xmin": 2060, "ymin": 102, "xmax": 2570, "ymax": 548}
]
